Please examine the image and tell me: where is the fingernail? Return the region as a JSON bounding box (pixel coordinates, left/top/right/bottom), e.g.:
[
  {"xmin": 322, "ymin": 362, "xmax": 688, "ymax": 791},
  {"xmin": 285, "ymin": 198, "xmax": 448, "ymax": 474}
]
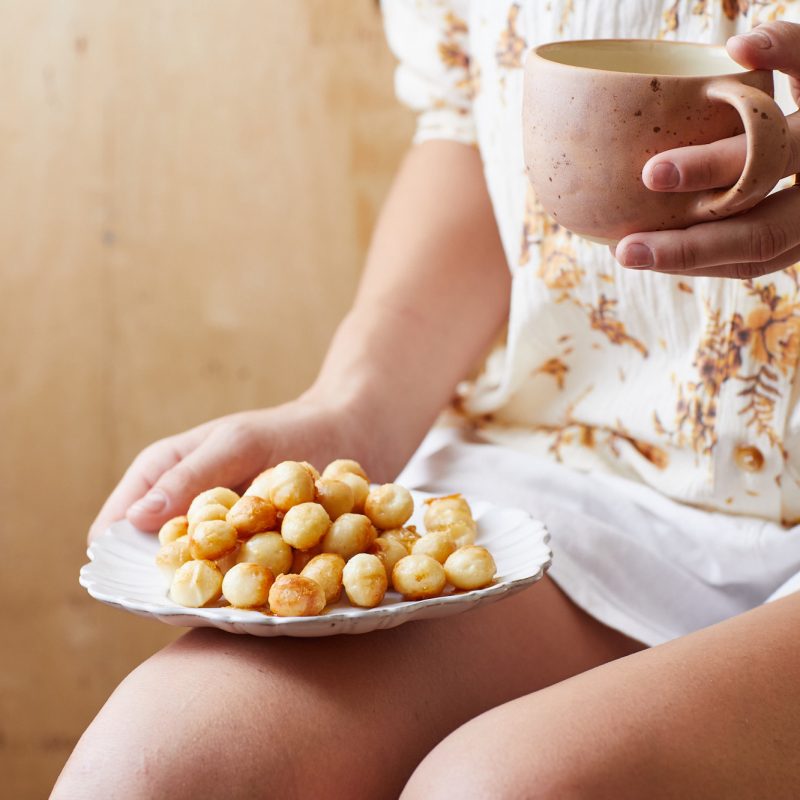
[
  {"xmin": 130, "ymin": 489, "xmax": 168, "ymax": 515},
  {"xmin": 620, "ymin": 243, "xmax": 654, "ymax": 268},
  {"xmin": 650, "ymin": 162, "xmax": 679, "ymax": 190},
  {"xmin": 738, "ymin": 30, "xmax": 771, "ymax": 48}
]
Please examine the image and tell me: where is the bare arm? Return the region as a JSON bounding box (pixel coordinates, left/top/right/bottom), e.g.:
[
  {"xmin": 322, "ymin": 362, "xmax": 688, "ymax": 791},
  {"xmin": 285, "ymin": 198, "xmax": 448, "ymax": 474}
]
[{"xmin": 90, "ymin": 139, "xmax": 510, "ymax": 537}]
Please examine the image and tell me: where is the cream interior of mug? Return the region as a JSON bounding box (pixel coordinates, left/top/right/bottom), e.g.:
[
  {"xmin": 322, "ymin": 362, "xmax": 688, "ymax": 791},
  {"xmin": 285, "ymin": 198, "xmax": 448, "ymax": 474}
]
[{"xmin": 537, "ymin": 40, "xmax": 748, "ymax": 77}]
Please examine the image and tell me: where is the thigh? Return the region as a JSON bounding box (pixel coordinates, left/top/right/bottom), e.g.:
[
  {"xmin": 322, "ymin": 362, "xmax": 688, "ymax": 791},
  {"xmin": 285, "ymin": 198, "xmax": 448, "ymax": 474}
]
[
  {"xmin": 403, "ymin": 591, "xmax": 800, "ymax": 800},
  {"xmin": 52, "ymin": 576, "xmax": 643, "ymax": 800}
]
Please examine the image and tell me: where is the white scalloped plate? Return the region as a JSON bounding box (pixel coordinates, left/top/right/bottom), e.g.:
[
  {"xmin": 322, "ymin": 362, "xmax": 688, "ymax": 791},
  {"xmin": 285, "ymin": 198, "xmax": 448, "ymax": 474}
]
[{"xmin": 80, "ymin": 490, "xmax": 551, "ymax": 637}]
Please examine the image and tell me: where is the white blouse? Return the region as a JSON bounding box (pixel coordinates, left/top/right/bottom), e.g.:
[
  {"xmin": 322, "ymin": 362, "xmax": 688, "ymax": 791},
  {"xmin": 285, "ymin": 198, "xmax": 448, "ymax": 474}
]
[{"xmin": 383, "ymin": 0, "xmax": 800, "ymax": 526}]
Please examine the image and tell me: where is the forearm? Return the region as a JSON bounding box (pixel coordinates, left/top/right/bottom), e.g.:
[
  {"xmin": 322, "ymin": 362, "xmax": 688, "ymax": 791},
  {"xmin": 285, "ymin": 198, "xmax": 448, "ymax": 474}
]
[{"xmin": 305, "ymin": 140, "xmax": 510, "ymax": 477}]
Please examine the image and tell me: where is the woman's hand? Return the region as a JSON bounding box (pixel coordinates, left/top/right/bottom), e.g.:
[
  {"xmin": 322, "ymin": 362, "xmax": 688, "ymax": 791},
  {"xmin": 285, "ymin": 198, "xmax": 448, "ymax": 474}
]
[
  {"xmin": 88, "ymin": 396, "xmax": 367, "ymax": 542},
  {"xmin": 614, "ymin": 21, "xmax": 800, "ymax": 278}
]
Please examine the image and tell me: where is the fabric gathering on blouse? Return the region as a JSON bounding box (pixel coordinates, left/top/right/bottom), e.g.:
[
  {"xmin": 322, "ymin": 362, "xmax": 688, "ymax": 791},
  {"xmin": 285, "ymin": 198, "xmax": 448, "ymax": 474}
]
[{"xmin": 384, "ymin": 0, "xmax": 800, "ymax": 645}]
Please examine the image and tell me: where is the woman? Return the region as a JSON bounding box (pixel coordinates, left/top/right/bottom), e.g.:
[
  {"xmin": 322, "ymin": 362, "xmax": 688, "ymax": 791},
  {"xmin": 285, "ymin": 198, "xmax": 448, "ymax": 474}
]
[{"xmin": 54, "ymin": 2, "xmax": 800, "ymax": 797}]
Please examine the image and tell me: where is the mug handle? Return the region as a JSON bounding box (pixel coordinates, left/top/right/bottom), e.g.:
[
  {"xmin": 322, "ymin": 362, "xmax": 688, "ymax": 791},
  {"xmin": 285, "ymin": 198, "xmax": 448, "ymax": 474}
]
[{"xmin": 691, "ymin": 78, "xmax": 789, "ymax": 219}]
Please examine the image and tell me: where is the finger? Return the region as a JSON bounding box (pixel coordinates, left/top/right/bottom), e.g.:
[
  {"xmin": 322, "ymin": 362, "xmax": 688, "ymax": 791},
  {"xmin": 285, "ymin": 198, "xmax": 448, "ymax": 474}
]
[
  {"xmin": 643, "ymin": 111, "xmax": 800, "ymax": 193},
  {"xmin": 88, "ymin": 431, "xmax": 202, "ymax": 543},
  {"xmin": 127, "ymin": 420, "xmax": 270, "ymax": 532},
  {"xmin": 615, "ymin": 185, "xmax": 800, "ymax": 272},
  {"xmin": 644, "ymin": 242, "xmax": 800, "ymax": 279},
  {"xmin": 727, "ymin": 22, "xmax": 800, "ymax": 102}
]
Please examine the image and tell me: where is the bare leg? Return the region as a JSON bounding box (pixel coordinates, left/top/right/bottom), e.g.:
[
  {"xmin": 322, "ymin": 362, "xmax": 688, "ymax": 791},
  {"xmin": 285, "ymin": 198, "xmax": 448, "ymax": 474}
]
[
  {"xmin": 402, "ymin": 591, "xmax": 800, "ymax": 800},
  {"xmin": 51, "ymin": 576, "xmax": 643, "ymax": 799}
]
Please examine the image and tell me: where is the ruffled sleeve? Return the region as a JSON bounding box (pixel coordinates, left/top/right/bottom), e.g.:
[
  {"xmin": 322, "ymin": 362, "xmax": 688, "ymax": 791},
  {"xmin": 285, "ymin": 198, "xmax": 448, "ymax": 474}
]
[{"xmin": 381, "ymin": 0, "xmax": 477, "ymax": 146}]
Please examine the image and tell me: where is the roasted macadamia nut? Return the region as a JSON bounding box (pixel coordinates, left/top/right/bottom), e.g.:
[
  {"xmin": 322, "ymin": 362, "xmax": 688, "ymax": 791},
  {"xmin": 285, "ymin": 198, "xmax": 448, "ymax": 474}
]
[
  {"xmin": 336, "ymin": 473, "xmax": 369, "ymax": 513},
  {"xmin": 238, "ymin": 532, "xmax": 293, "ymax": 576},
  {"xmin": 222, "ymin": 562, "xmax": 275, "ymax": 608},
  {"xmin": 342, "ymin": 553, "xmax": 388, "ymax": 608},
  {"xmin": 291, "ymin": 544, "xmax": 322, "ymax": 573},
  {"xmin": 187, "ymin": 502, "xmax": 230, "ymax": 532},
  {"xmin": 314, "ymin": 479, "xmax": 354, "ymax": 521},
  {"xmin": 226, "ymin": 495, "xmax": 278, "ymax": 537},
  {"xmin": 381, "ymin": 526, "xmax": 421, "ymax": 554},
  {"xmin": 269, "ymin": 461, "xmax": 315, "ymax": 512},
  {"xmin": 444, "ymin": 546, "xmax": 496, "ymax": 590},
  {"xmin": 412, "ymin": 531, "xmax": 456, "ymax": 564},
  {"xmin": 188, "ymin": 487, "xmax": 240, "ymax": 516},
  {"xmin": 392, "ymin": 554, "xmax": 446, "ymax": 600},
  {"xmin": 320, "ymin": 513, "xmax": 375, "ymax": 560},
  {"xmin": 280, "ymin": 502, "xmax": 331, "ymax": 550},
  {"xmin": 170, "ymin": 559, "xmax": 222, "ymax": 607},
  {"xmin": 423, "ymin": 494, "xmax": 472, "ymax": 527},
  {"xmin": 189, "ymin": 519, "xmax": 238, "ymax": 561},
  {"xmin": 215, "ymin": 545, "xmax": 240, "ymax": 576},
  {"xmin": 244, "ymin": 468, "xmax": 274, "ymax": 500},
  {"xmin": 268, "ymin": 574, "xmax": 326, "ymax": 617},
  {"xmin": 301, "ymin": 461, "xmax": 321, "ymax": 481},
  {"xmin": 439, "ymin": 519, "xmax": 477, "ymax": 548},
  {"xmin": 364, "ymin": 484, "xmax": 414, "ymax": 530},
  {"xmin": 301, "ymin": 553, "xmax": 345, "ymax": 604},
  {"xmin": 155, "ymin": 536, "xmax": 191, "ymax": 586},
  {"xmin": 368, "ymin": 537, "xmax": 408, "ymax": 586},
  {"xmin": 321, "ymin": 458, "xmax": 368, "ymax": 481},
  {"xmin": 158, "ymin": 515, "xmax": 188, "ymax": 545}
]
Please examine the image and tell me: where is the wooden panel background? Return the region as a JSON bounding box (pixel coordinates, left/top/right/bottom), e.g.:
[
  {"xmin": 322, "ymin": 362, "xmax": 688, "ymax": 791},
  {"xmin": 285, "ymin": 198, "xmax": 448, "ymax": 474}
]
[{"xmin": 0, "ymin": 2, "xmax": 413, "ymax": 795}]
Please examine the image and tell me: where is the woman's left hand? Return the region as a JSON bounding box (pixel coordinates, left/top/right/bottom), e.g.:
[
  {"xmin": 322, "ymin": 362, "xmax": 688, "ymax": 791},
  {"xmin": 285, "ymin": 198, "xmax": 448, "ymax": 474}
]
[{"xmin": 614, "ymin": 21, "xmax": 800, "ymax": 279}]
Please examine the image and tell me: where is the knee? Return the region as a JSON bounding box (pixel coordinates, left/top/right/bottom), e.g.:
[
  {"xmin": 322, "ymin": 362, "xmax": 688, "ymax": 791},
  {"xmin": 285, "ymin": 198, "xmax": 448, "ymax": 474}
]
[
  {"xmin": 52, "ymin": 629, "xmax": 294, "ymax": 800},
  {"xmin": 401, "ymin": 699, "xmax": 615, "ymax": 800}
]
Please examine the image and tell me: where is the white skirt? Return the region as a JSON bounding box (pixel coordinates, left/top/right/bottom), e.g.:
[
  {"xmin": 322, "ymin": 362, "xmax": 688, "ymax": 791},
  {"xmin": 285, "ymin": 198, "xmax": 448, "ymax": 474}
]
[{"xmin": 398, "ymin": 426, "xmax": 800, "ymax": 647}]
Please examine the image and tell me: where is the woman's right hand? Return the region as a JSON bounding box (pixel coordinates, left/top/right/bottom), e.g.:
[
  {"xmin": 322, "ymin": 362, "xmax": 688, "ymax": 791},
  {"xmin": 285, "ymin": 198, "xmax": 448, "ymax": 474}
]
[{"xmin": 88, "ymin": 396, "xmax": 368, "ymax": 543}]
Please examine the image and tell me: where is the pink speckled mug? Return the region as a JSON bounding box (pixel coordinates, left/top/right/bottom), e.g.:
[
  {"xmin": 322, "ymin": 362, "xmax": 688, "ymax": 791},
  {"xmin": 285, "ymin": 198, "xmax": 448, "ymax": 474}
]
[{"xmin": 523, "ymin": 39, "xmax": 790, "ymax": 244}]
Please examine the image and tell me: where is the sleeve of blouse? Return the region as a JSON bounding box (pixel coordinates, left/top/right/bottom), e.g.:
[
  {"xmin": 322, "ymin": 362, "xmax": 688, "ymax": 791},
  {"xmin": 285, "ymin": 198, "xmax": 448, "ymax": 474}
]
[{"xmin": 381, "ymin": 0, "xmax": 477, "ymax": 146}]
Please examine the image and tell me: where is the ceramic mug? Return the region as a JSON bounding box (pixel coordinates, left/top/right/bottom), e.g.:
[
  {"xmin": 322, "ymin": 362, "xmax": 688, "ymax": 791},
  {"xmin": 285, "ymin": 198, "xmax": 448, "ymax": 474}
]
[{"xmin": 522, "ymin": 39, "xmax": 791, "ymax": 244}]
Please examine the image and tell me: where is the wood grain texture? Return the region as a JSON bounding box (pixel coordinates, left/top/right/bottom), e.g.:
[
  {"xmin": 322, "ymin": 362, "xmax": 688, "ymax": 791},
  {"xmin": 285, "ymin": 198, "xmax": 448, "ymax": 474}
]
[{"xmin": 0, "ymin": 2, "xmax": 413, "ymax": 795}]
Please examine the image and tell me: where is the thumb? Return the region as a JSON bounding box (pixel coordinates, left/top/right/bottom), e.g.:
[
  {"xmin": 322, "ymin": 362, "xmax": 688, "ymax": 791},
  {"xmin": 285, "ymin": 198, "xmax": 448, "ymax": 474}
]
[
  {"xmin": 127, "ymin": 422, "xmax": 268, "ymax": 532},
  {"xmin": 727, "ymin": 22, "xmax": 800, "ymax": 89}
]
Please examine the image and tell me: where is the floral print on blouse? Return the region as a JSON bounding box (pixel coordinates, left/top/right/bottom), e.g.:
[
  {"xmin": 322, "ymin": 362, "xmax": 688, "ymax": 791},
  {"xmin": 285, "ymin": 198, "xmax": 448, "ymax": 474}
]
[{"xmin": 382, "ymin": 0, "xmax": 800, "ymax": 525}]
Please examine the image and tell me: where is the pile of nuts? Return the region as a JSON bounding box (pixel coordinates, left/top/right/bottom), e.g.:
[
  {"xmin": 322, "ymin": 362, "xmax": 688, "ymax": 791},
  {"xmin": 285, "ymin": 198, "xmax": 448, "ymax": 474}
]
[{"xmin": 154, "ymin": 459, "xmax": 496, "ymax": 616}]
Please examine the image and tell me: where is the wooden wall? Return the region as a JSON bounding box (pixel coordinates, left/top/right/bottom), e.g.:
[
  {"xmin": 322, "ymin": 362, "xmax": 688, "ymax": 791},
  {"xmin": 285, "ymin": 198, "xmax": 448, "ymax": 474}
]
[{"xmin": 0, "ymin": 2, "xmax": 413, "ymax": 795}]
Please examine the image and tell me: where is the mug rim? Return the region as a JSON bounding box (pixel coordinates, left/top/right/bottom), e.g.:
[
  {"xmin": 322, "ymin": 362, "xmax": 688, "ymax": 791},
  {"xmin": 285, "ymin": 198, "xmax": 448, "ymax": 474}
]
[{"xmin": 530, "ymin": 38, "xmax": 753, "ymax": 80}]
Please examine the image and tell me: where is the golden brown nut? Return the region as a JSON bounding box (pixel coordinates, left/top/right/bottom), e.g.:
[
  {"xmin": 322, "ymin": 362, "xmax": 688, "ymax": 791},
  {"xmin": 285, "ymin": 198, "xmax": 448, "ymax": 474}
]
[
  {"xmin": 411, "ymin": 531, "xmax": 456, "ymax": 564},
  {"xmin": 238, "ymin": 532, "xmax": 293, "ymax": 576},
  {"xmin": 314, "ymin": 479, "xmax": 355, "ymax": 521},
  {"xmin": 226, "ymin": 495, "xmax": 278, "ymax": 538},
  {"xmin": 222, "ymin": 562, "xmax": 275, "ymax": 608},
  {"xmin": 301, "ymin": 553, "xmax": 345, "ymax": 604},
  {"xmin": 188, "ymin": 487, "xmax": 240, "ymax": 516},
  {"xmin": 368, "ymin": 537, "xmax": 408, "ymax": 587},
  {"xmin": 423, "ymin": 493, "xmax": 472, "ymax": 525},
  {"xmin": 268, "ymin": 574, "xmax": 326, "ymax": 617},
  {"xmin": 214, "ymin": 545, "xmax": 241, "ymax": 576},
  {"xmin": 438, "ymin": 519, "xmax": 477, "ymax": 548},
  {"xmin": 189, "ymin": 519, "xmax": 238, "ymax": 561},
  {"xmin": 187, "ymin": 502, "xmax": 230, "ymax": 533},
  {"xmin": 301, "ymin": 461, "xmax": 321, "ymax": 481},
  {"xmin": 321, "ymin": 458, "xmax": 369, "ymax": 482},
  {"xmin": 364, "ymin": 483, "xmax": 414, "ymax": 530},
  {"xmin": 158, "ymin": 515, "xmax": 188, "ymax": 546},
  {"xmin": 336, "ymin": 473, "xmax": 370, "ymax": 513},
  {"xmin": 269, "ymin": 461, "xmax": 316, "ymax": 512},
  {"xmin": 155, "ymin": 535, "xmax": 191, "ymax": 586},
  {"xmin": 170, "ymin": 559, "xmax": 222, "ymax": 607},
  {"xmin": 391, "ymin": 554, "xmax": 446, "ymax": 600},
  {"xmin": 280, "ymin": 502, "xmax": 331, "ymax": 550},
  {"xmin": 291, "ymin": 544, "xmax": 322, "ymax": 573},
  {"xmin": 381, "ymin": 525, "xmax": 421, "ymax": 554},
  {"xmin": 444, "ymin": 546, "xmax": 496, "ymax": 590},
  {"xmin": 342, "ymin": 553, "xmax": 388, "ymax": 608},
  {"xmin": 320, "ymin": 513, "xmax": 375, "ymax": 560},
  {"xmin": 244, "ymin": 468, "xmax": 274, "ymax": 500}
]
